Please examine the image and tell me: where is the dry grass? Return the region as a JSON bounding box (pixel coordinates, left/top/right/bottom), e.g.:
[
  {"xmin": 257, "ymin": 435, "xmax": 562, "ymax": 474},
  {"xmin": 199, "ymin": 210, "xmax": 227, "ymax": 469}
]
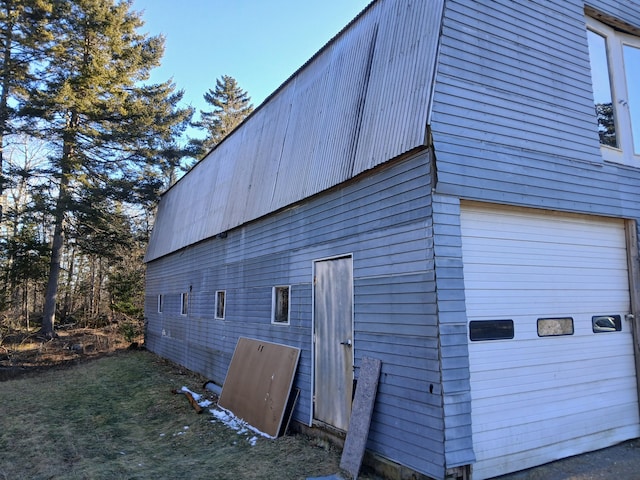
[{"xmin": 0, "ymin": 332, "xmax": 369, "ymax": 480}]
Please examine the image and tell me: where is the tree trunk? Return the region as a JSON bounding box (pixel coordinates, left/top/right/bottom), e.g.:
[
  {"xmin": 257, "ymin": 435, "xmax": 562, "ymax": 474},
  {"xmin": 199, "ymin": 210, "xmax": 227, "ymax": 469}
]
[
  {"xmin": 63, "ymin": 245, "xmax": 75, "ymax": 319},
  {"xmin": 41, "ymin": 193, "xmax": 66, "ymax": 338},
  {"xmin": 41, "ymin": 110, "xmax": 76, "ymax": 338}
]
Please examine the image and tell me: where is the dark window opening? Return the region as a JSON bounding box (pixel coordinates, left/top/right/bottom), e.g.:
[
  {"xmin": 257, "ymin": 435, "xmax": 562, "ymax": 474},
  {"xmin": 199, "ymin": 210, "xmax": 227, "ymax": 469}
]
[
  {"xmin": 592, "ymin": 314, "xmax": 622, "ymax": 333},
  {"xmin": 469, "ymin": 320, "xmax": 514, "ymax": 341},
  {"xmin": 273, "ymin": 286, "xmax": 290, "ymax": 324},
  {"xmin": 216, "ymin": 291, "xmax": 226, "ymax": 319},
  {"xmin": 181, "ymin": 292, "xmax": 189, "ymax": 316}
]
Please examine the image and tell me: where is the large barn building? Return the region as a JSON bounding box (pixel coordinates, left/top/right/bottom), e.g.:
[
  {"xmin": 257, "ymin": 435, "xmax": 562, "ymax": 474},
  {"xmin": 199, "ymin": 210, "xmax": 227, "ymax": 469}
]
[{"xmin": 144, "ymin": 1, "xmax": 640, "ymax": 478}]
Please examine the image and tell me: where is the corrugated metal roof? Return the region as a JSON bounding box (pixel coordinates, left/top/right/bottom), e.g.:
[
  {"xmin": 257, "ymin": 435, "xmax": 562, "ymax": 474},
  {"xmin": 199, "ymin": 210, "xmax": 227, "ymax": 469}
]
[{"xmin": 145, "ymin": 0, "xmax": 445, "ymax": 262}]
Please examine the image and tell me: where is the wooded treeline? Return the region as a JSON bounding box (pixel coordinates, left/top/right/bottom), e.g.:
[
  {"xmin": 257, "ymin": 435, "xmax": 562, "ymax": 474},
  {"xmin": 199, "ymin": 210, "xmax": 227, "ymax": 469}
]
[{"xmin": 0, "ymin": 0, "xmax": 253, "ymax": 337}]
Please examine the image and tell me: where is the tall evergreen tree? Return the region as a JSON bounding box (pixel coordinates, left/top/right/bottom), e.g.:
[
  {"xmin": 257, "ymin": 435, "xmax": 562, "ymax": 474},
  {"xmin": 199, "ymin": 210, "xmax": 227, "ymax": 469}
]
[
  {"xmin": 191, "ymin": 74, "xmax": 253, "ymax": 156},
  {"xmin": 0, "ymin": 0, "xmax": 53, "ymax": 222},
  {"xmin": 19, "ymin": 0, "xmax": 192, "ymax": 337}
]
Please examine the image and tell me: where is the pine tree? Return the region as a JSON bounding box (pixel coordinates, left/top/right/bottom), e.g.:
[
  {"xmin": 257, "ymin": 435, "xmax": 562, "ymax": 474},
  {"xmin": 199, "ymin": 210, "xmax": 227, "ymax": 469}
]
[
  {"xmin": 18, "ymin": 0, "xmax": 192, "ymax": 337},
  {"xmin": 191, "ymin": 75, "xmax": 253, "ymax": 156},
  {"xmin": 0, "ymin": 0, "xmax": 53, "ymax": 222}
]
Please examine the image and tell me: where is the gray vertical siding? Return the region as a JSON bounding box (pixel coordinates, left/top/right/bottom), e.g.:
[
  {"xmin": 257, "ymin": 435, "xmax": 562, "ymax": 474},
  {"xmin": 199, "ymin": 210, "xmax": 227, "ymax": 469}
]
[{"xmin": 145, "ymin": 151, "xmax": 447, "ymax": 478}]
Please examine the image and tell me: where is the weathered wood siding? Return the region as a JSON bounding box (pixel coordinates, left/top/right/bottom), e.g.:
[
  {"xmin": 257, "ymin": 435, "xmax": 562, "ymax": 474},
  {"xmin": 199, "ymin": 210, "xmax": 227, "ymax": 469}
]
[
  {"xmin": 430, "ymin": 0, "xmax": 640, "ymax": 470},
  {"xmin": 145, "ymin": 0, "xmax": 444, "ymax": 262},
  {"xmin": 146, "ymin": 151, "xmax": 446, "ymax": 478}
]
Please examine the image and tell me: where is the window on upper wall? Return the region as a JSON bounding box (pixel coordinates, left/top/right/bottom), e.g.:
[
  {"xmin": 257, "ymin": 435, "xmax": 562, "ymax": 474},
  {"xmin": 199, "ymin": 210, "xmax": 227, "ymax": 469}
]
[
  {"xmin": 272, "ymin": 286, "xmax": 290, "ymax": 325},
  {"xmin": 586, "ymin": 16, "xmax": 640, "ymax": 166},
  {"xmin": 157, "ymin": 294, "xmax": 164, "ymax": 313},
  {"xmin": 215, "ymin": 290, "xmax": 226, "ymax": 319}
]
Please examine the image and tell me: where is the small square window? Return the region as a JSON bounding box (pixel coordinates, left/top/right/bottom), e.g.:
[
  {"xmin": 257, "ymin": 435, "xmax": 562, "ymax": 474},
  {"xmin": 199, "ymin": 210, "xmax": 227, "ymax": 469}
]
[
  {"xmin": 215, "ymin": 291, "xmax": 226, "ymax": 319},
  {"xmin": 272, "ymin": 286, "xmax": 290, "ymax": 324},
  {"xmin": 181, "ymin": 292, "xmax": 189, "ymax": 316},
  {"xmin": 157, "ymin": 294, "xmax": 164, "ymax": 313},
  {"xmin": 537, "ymin": 318, "xmax": 573, "ymax": 337},
  {"xmin": 469, "ymin": 320, "xmax": 514, "ymax": 341},
  {"xmin": 592, "ymin": 315, "xmax": 622, "ymax": 333}
]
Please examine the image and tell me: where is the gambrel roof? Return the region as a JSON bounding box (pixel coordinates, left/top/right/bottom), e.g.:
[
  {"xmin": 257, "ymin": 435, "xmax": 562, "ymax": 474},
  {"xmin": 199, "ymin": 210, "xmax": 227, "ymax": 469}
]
[{"xmin": 145, "ymin": 0, "xmax": 444, "ymax": 262}]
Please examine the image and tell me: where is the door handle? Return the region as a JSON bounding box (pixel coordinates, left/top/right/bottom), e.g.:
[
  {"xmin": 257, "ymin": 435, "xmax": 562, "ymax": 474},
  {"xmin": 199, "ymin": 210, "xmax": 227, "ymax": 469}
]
[{"xmin": 340, "ymin": 339, "xmax": 352, "ymax": 347}]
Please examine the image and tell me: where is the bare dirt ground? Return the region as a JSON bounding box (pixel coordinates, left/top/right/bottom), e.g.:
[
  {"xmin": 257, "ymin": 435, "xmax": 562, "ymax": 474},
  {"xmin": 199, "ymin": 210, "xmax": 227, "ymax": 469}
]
[{"xmin": 0, "ymin": 325, "xmax": 137, "ymax": 381}]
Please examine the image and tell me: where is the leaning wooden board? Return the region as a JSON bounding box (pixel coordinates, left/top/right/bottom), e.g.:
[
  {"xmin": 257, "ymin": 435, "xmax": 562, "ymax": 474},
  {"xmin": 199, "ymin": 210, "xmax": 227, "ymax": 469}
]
[{"xmin": 218, "ymin": 337, "xmax": 300, "ymax": 437}]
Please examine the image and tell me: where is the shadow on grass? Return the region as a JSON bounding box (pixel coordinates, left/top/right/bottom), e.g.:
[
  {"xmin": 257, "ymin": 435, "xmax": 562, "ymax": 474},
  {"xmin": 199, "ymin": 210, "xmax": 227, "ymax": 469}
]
[{"xmin": 0, "ymin": 349, "xmax": 356, "ymax": 480}]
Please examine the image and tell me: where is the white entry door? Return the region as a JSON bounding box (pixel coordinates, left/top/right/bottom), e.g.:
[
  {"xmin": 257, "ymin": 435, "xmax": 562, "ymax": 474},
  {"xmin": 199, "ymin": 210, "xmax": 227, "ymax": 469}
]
[{"xmin": 461, "ymin": 202, "xmax": 640, "ymax": 480}]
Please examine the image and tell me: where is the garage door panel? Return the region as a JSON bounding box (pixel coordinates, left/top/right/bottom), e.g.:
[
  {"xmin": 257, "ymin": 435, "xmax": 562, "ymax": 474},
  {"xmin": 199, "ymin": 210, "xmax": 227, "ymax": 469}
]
[
  {"xmin": 461, "ymin": 203, "xmax": 640, "ymax": 480},
  {"xmin": 472, "ymin": 378, "xmax": 637, "ymax": 417},
  {"xmin": 473, "ymin": 386, "xmax": 638, "ymax": 430},
  {"xmin": 472, "ymin": 425, "xmax": 639, "ymax": 480},
  {"xmin": 462, "ymin": 244, "xmax": 628, "ymax": 264},
  {"xmin": 471, "ymin": 364, "xmax": 636, "ymax": 400},
  {"xmin": 475, "ymin": 405, "xmax": 638, "ymax": 466},
  {"xmin": 470, "ymin": 334, "xmax": 635, "ymax": 370},
  {"xmin": 466, "ymin": 288, "xmax": 630, "ymax": 310}
]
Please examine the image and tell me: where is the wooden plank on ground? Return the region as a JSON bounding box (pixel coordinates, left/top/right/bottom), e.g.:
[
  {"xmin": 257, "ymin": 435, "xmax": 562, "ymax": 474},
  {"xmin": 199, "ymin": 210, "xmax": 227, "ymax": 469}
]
[
  {"xmin": 218, "ymin": 337, "xmax": 300, "ymax": 438},
  {"xmin": 340, "ymin": 356, "xmax": 382, "ymax": 479}
]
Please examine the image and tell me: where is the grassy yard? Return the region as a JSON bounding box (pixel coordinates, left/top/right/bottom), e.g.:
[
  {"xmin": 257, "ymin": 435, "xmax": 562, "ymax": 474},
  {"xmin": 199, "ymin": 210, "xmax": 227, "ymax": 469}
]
[{"xmin": 0, "ymin": 349, "xmax": 352, "ymax": 480}]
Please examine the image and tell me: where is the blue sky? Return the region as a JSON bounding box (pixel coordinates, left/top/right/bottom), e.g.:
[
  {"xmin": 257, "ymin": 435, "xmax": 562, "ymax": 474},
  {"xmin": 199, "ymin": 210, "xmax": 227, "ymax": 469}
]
[{"xmin": 132, "ymin": 0, "xmax": 371, "ymax": 122}]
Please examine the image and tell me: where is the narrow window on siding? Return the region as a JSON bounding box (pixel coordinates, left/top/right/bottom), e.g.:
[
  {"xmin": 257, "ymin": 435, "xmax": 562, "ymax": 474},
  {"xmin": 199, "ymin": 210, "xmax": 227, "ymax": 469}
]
[
  {"xmin": 537, "ymin": 318, "xmax": 573, "ymax": 337},
  {"xmin": 592, "ymin": 314, "xmax": 622, "ymax": 333},
  {"xmin": 215, "ymin": 290, "xmax": 226, "ymax": 319},
  {"xmin": 272, "ymin": 286, "xmax": 290, "ymax": 324},
  {"xmin": 181, "ymin": 292, "xmax": 189, "ymax": 316},
  {"xmin": 157, "ymin": 294, "xmax": 163, "ymax": 313},
  {"xmin": 469, "ymin": 320, "xmax": 514, "ymax": 341},
  {"xmin": 587, "ymin": 28, "xmax": 618, "ymax": 148},
  {"xmin": 586, "ymin": 16, "xmax": 640, "ymax": 164},
  {"xmin": 623, "ymin": 44, "xmax": 640, "ymax": 155}
]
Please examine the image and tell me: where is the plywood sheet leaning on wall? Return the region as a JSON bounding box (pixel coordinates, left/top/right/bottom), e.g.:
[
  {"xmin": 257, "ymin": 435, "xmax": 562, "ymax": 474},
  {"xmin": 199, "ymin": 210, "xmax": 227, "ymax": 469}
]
[{"xmin": 219, "ymin": 337, "xmax": 301, "ymax": 438}]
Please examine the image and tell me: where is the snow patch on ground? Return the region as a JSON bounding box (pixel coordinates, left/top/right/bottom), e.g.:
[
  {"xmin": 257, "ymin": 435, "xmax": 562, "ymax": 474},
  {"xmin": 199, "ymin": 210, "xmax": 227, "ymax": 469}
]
[
  {"xmin": 179, "ymin": 386, "xmax": 273, "ymax": 444},
  {"xmin": 210, "ymin": 405, "xmax": 274, "ymax": 441}
]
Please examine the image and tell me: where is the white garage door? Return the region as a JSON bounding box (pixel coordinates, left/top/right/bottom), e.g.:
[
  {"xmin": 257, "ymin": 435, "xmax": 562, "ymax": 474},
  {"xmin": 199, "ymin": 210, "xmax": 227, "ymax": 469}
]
[{"xmin": 461, "ymin": 203, "xmax": 640, "ymax": 480}]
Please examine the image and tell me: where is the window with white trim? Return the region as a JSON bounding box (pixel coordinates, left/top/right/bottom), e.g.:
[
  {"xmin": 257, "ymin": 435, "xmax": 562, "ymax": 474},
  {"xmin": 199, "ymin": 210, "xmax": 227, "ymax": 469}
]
[
  {"xmin": 215, "ymin": 290, "xmax": 226, "ymax": 319},
  {"xmin": 157, "ymin": 294, "xmax": 164, "ymax": 313},
  {"xmin": 272, "ymin": 286, "xmax": 290, "ymax": 324},
  {"xmin": 181, "ymin": 292, "xmax": 189, "ymax": 316},
  {"xmin": 586, "ymin": 16, "xmax": 640, "ymax": 166}
]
